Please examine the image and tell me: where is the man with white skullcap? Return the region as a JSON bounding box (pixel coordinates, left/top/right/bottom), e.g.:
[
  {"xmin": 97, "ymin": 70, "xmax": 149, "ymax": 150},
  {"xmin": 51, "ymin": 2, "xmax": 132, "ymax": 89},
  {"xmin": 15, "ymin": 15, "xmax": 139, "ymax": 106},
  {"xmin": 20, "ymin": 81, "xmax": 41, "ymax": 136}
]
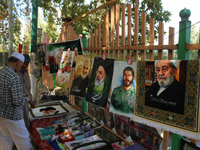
[
  {"xmin": 145, "ymin": 60, "xmax": 185, "ymax": 114},
  {"xmin": 0, "ymin": 52, "xmax": 34, "ymax": 150}
]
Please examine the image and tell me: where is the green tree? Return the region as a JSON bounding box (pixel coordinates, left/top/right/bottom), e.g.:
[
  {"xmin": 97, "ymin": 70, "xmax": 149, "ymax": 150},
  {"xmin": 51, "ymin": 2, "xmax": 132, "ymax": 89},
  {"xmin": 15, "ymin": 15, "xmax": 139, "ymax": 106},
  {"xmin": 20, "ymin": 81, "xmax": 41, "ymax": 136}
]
[
  {"xmin": 1, "ymin": 0, "xmax": 172, "ymax": 49},
  {"xmin": 190, "ymin": 26, "xmax": 199, "ymax": 59},
  {"xmin": 0, "ymin": 0, "xmax": 31, "ymax": 51}
]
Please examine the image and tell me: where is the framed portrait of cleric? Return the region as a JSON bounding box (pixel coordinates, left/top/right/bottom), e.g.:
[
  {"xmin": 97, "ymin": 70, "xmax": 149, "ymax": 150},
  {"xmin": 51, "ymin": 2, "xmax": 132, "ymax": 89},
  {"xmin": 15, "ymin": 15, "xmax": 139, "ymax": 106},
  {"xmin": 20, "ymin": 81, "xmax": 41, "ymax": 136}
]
[
  {"xmin": 70, "ymin": 55, "xmax": 95, "ymax": 97},
  {"xmin": 109, "ymin": 61, "xmax": 136, "ymax": 118},
  {"xmin": 135, "ymin": 60, "xmax": 200, "ymax": 132},
  {"xmin": 85, "ymin": 57, "xmax": 114, "ymax": 108},
  {"xmin": 29, "ymin": 104, "xmax": 69, "ymax": 119}
]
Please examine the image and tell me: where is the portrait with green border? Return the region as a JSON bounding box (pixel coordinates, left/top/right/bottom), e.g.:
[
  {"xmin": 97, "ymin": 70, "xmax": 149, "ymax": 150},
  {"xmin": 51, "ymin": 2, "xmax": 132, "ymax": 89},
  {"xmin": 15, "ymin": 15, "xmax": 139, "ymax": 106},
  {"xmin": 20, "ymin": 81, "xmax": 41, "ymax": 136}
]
[{"xmin": 135, "ymin": 60, "xmax": 199, "ymax": 132}]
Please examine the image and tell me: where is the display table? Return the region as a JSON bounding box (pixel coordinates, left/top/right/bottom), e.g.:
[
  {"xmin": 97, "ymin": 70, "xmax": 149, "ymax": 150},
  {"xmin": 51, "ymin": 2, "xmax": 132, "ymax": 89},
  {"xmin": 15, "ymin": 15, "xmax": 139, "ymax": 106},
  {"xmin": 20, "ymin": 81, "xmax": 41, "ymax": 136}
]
[
  {"xmin": 30, "ymin": 105, "xmax": 124, "ymax": 150},
  {"xmin": 30, "ymin": 116, "xmax": 64, "ymax": 150}
]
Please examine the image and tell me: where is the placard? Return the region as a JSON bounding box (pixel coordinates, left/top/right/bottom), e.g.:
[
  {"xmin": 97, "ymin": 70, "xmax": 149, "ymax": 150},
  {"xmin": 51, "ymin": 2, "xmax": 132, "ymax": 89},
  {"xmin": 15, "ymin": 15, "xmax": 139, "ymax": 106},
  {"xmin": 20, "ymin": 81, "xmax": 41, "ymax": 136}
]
[
  {"xmin": 85, "ymin": 57, "xmax": 114, "ymax": 108},
  {"xmin": 135, "ymin": 60, "xmax": 199, "ymax": 132},
  {"xmin": 48, "ymin": 38, "xmax": 83, "ymax": 73},
  {"xmin": 54, "ymin": 51, "xmax": 74, "ymax": 88},
  {"xmin": 70, "ymin": 55, "xmax": 94, "ymax": 97},
  {"xmin": 110, "ymin": 61, "xmax": 136, "ymax": 118}
]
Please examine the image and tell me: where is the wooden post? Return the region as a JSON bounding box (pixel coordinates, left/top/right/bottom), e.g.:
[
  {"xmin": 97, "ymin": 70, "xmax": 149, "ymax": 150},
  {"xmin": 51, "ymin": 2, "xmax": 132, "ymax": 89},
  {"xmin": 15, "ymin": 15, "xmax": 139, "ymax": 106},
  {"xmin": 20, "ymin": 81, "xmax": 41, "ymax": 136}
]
[
  {"xmin": 91, "ymin": 34, "xmax": 94, "ymax": 55},
  {"xmin": 162, "ymin": 130, "xmax": 169, "ymax": 150},
  {"xmin": 168, "ymin": 27, "xmax": 175, "ymax": 59},
  {"xmin": 149, "ymin": 18, "xmax": 154, "ymax": 60},
  {"xmin": 121, "ymin": 3, "xmax": 125, "ymax": 61},
  {"xmin": 98, "ymin": 23, "xmax": 101, "ymax": 56},
  {"xmin": 198, "ymin": 30, "xmax": 200, "ymax": 59},
  {"xmin": 133, "ymin": 5, "xmax": 139, "ymax": 61},
  {"xmin": 94, "ymin": 29, "xmax": 98, "ymax": 55},
  {"xmin": 127, "ymin": 4, "xmax": 132, "ymax": 59},
  {"xmin": 141, "ymin": 11, "xmax": 146, "ymax": 60},
  {"xmin": 111, "ymin": 5, "xmax": 115, "ymax": 58},
  {"xmin": 178, "ymin": 8, "xmax": 191, "ymax": 59},
  {"xmin": 116, "ymin": 3, "xmax": 120, "ymax": 60},
  {"xmin": 158, "ymin": 22, "xmax": 164, "ymax": 60},
  {"xmin": 105, "ymin": 10, "xmax": 109, "ymax": 57}
]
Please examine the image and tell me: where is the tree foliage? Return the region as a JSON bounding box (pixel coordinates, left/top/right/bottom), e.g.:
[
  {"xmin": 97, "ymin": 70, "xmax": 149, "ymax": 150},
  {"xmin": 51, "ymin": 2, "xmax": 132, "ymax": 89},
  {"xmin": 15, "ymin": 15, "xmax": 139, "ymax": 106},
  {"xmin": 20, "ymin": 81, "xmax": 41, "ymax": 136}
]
[
  {"xmin": 128, "ymin": 0, "xmax": 172, "ymax": 44},
  {"xmin": 190, "ymin": 26, "xmax": 199, "ymax": 59},
  {"xmin": 0, "ymin": 0, "xmax": 31, "ymax": 51},
  {"xmin": 0, "ymin": 0, "xmax": 172, "ymax": 51}
]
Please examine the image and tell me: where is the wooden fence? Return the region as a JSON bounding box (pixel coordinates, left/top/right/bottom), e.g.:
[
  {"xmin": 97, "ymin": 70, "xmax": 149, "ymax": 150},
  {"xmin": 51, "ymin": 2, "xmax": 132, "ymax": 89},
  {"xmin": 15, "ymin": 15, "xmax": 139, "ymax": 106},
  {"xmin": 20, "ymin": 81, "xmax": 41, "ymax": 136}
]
[
  {"xmin": 82, "ymin": 3, "xmax": 178, "ymax": 149},
  {"xmin": 62, "ymin": 2, "xmax": 200, "ymax": 149},
  {"xmin": 85, "ymin": 4, "xmax": 178, "ymax": 61},
  {"xmin": 21, "ymin": 1, "xmax": 200, "ymax": 149}
]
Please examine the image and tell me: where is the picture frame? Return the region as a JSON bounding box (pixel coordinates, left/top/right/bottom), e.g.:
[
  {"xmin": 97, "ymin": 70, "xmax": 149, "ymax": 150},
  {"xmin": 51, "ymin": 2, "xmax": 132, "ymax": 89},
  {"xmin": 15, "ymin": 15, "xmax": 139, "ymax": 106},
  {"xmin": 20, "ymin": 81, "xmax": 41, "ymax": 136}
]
[
  {"xmin": 85, "ymin": 57, "xmax": 114, "ymax": 108},
  {"xmin": 29, "ymin": 103, "xmax": 69, "ymax": 119},
  {"xmin": 135, "ymin": 60, "xmax": 199, "ymax": 132},
  {"xmin": 54, "ymin": 51, "xmax": 74, "ymax": 88},
  {"xmin": 129, "ymin": 120, "xmax": 162, "ymax": 150},
  {"xmin": 70, "ymin": 55, "xmax": 95, "ymax": 97},
  {"xmin": 180, "ymin": 138, "xmax": 200, "ymax": 150},
  {"xmin": 88, "ymin": 102, "xmax": 114, "ymax": 129},
  {"xmin": 109, "ymin": 61, "xmax": 137, "ymax": 118},
  {"xmin": 94, "ymin": 127, "xmax": 121, "ymax": 143}
]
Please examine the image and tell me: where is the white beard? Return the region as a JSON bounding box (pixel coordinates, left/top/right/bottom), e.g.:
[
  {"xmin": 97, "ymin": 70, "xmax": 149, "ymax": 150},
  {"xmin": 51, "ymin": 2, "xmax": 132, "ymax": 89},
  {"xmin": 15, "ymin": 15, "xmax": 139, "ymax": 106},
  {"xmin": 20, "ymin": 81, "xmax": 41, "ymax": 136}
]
[
  {"xmin": 158, "ymin": 73, "xmax": 174, "ymax": 87},
  {"xmin": 81, "ymin": 73, "xmax": 87, "ymax": 79},
  {"xmin": 95, "ymin": 75, "xmax": 105, "ymax": 87}
]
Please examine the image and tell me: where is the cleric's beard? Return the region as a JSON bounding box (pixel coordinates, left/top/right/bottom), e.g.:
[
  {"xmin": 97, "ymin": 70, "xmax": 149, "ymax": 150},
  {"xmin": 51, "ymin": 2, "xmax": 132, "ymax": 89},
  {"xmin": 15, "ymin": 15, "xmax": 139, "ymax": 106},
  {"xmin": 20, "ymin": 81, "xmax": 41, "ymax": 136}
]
[
  {"xmin": 95, "ymin": 75, "xmax": 105, "ymax": 87},
  {"xmin": 158, "ymin": 73, "xmax": 174, "ymax": 87}
]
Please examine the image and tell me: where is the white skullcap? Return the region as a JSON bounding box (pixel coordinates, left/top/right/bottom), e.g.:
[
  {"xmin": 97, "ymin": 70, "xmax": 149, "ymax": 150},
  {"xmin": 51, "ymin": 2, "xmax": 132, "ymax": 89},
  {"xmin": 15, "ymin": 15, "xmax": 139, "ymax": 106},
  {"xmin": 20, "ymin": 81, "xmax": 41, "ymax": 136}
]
[
  {"xmin": 11, "ymin": 52, "xmax": 25, "ymax": 62},
  {"xmin": 170, "ymin": 60, "xmax": 179, "ymax": 69},
  {"xmin": 155, "ymin": 60, "xmax": 179, "ymax": 70}
]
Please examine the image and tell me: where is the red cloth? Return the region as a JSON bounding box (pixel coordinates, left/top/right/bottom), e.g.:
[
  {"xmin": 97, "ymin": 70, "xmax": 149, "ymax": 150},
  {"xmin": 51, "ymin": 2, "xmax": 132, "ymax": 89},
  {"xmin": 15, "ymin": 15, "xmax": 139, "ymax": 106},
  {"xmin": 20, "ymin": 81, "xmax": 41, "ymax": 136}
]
[{"xmin": 30, "ymin": 116, "xmax": 63, "ymax": 150}]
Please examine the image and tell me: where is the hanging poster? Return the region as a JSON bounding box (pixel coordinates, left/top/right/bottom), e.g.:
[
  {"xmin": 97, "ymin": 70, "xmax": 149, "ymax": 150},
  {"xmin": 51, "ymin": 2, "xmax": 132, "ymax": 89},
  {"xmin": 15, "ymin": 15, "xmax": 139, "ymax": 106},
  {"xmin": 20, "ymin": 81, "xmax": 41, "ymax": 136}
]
[
  {"xmin": 54, "ymin": 51, "xmax": 74, "ymax": 88},
  {"xmin": 48, "ymin": 38, "xmax": 83, "ymax": 73},
  {"xmin": 109, "ymin": 61, "xmax": 137, "ymax": 118},
  {"xmin": 48, "ymin": 47, "xmax": 63, "ymax": 73},
  {"xmin": 70, "ymin": 55, "xmax": 95, "ymax": 97},
  {"xmin": 85, "ymin": 57, "xmax": 114, "ymax": 108},
  {"xmin": 135, "ymin": 60, "xmax": 200, "ymax": 132}
]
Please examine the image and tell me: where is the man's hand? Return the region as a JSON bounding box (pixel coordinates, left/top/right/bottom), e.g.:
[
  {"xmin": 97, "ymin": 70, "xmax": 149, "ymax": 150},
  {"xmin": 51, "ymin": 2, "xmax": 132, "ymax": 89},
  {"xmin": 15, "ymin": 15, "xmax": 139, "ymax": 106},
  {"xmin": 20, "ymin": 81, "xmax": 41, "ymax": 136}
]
[
  {"xmin": 28, "ymin": 95, "xmax": 35, "ymax": 108},
  {"xmin": 23, "ymin": 94, "xmax": 35, "ymax": 108},
  {"xmin": 30, "ymin": 101, "xmax": 35, "ymax": 108},
  {"xmin": 28, "ymin": 95, "xmax": 32, "ymax": 102}
]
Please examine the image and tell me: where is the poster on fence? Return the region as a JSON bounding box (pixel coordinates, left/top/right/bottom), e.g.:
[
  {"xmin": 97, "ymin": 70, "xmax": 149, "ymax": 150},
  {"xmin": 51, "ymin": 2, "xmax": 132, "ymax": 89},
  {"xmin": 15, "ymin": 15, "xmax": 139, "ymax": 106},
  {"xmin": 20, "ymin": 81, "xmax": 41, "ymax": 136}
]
[
  {"xmin": 54, "ymin": 51, "xmax": 74, "ymax": 88},
  {"xmin": 48, "ymin": 38, "xmax": 83, "ymax": 73},
  {"xmin": 85, "ymin": 57, "xmax": 114, "ymax": 108},
  {"xmin": 70, "ymin": 55, "xmax": 95, "ymax": 97},
  {"xmin": 135, "ymin": 60, "xmax": 200, "ymax": 132},
  {"xmin": 109, "ymin": 61, "xmax": 137, "ymax": 118}
]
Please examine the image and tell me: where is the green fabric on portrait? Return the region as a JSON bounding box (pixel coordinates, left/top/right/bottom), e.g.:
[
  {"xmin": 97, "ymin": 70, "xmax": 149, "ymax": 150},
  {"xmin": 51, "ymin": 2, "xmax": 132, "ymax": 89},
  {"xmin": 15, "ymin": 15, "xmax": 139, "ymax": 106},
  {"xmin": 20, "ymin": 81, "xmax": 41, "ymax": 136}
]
[{"xmin": 93, "ymin": 82, "xmax": 104, "ymax": 93}]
